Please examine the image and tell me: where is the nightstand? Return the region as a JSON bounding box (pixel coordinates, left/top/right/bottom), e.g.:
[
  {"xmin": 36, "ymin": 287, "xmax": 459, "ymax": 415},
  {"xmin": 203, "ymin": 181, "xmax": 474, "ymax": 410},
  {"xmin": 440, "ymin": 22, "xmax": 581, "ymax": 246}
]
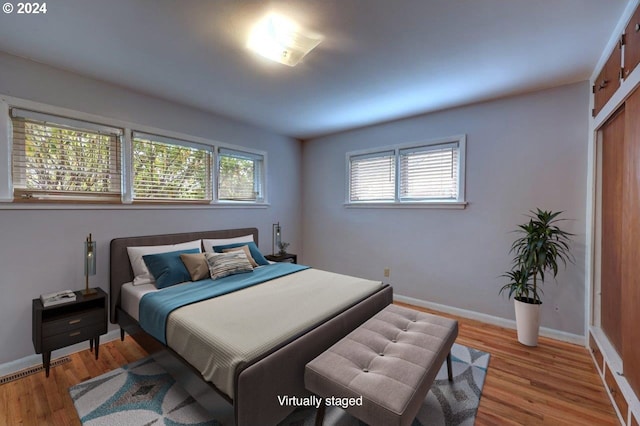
[
  {"xmin": 32, "ymin": 288, "xmax": 107, "ymax": 377},
  {"xmin": 265, "ymin": 253, "xmax": 298, "ymax": 264}
]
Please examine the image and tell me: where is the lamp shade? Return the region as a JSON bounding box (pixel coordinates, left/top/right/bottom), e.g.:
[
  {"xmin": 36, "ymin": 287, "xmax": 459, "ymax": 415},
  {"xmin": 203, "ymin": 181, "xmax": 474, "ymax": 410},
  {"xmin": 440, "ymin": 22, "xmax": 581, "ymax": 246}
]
[
  {"xmin": 85, "ymin": 236, "xmax": 96, "ymax": 276},
  {"xmin": 83, "ymin": 234, "xmax": 97, "ymax": 295},
  {"xmin": 272, "ymin": 222, "xmax": 281, "ymax": 255}
]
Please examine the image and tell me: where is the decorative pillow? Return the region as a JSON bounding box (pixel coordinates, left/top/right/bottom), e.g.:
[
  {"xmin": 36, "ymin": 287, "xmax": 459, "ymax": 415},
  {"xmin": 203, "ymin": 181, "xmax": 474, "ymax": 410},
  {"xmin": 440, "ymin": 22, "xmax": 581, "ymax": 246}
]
[
  {"xmin": 179, "ymin": 253, "xmax": 210, "ymax": 281},
  {"xmin": 143, "ymin": 248, "xmax": 200, "ymax": 289},
  {"xmin": 202, "ymin": 234, "xmax": 254, "ymax": 253},
  {"xmin": 204, "ymin": 251, "xmax": 253, "ymax": 280},
  {"xmin": 222, "ymin": 245, "xmax": 258, "ymax": 267},
  {"xmin": 127, "ymin": 240, "xmax": 202, "ymax": 285},
  {"xmin": 212, "ymin": 241, "xmax": 269, "ymax": 266}
]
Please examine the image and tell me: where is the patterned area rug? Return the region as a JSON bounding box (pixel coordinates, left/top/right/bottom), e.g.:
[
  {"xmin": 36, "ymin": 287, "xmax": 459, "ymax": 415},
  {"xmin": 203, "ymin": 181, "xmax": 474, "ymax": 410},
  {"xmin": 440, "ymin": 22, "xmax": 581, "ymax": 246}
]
[{"xmin": 69, "ymin": 343, "xmax": 489, "ymax": 426}]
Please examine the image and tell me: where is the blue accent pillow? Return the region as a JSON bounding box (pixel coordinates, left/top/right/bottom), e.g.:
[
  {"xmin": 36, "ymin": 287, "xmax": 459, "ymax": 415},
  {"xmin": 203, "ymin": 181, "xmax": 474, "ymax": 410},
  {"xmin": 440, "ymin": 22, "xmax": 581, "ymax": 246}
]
[
  {"xmin": 143, "ymin": 248, "xmax": 200, "ymax": 289},
  {"xmin": 212, "ymin": 241, "xmax": 269, "ymax": 266}
]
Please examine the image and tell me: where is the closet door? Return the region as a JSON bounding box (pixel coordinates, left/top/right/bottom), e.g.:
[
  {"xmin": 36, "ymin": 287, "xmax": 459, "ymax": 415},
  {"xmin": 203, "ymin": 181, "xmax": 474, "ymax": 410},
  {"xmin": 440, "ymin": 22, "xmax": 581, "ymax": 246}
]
[
  {"xmin": 600, "ymin": 107, "xmax": 624, "ymax": 355},
  {"xmin": 623, "ymin": 89, "xmax": 640, "ymax": 396}
]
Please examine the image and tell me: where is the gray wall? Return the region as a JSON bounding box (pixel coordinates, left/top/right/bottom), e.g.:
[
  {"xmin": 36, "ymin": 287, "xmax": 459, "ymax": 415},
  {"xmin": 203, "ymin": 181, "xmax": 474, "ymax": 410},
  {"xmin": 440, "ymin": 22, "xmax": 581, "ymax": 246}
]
[
  {"xmin": 0, "ymin": 52, "xmax": 302, "ymax": 364},
  {"xmin": 301, "ymin": 82, "xmax": 589, "ymax": 336},
  {"xmin": 0, "ymin": 51, "xmax": 590, "ymax": 366}
]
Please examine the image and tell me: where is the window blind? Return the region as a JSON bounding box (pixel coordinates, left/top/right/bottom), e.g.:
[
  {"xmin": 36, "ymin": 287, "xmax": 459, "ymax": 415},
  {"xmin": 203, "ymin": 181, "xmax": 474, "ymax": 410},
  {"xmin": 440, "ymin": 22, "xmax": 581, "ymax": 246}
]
[
  {"xmin": 399, "ymin": 142, "xmax": 458, "ymax": 200},
  {"xmin": 11, "ymin": 110, "xmax": 122, "ymax": 202},
  {"xmin": 218, "ymin": 148, "xmax": 263, "ymax": 201},
  {"xmin": 132, "ymin": 132, "xmax": 212, "ymax": 202},
  {"xmin": 349, "ymin": 151, "xmax": 396, "ymax": 202}
]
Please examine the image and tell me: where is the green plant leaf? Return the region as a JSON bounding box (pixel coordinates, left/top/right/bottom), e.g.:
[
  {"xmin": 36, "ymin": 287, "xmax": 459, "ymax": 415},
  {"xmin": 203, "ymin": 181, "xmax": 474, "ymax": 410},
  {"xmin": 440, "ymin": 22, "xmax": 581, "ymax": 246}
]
[{"xmin": 500, "ymin": 209, "xmax": 573, "ymax": 302}]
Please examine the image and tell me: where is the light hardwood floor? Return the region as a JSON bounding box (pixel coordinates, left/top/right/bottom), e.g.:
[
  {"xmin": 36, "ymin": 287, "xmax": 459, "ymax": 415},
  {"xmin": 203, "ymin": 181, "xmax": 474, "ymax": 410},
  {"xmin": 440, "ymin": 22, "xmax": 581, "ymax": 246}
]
[
  {"xmin": 0, "ymin": 303, "xmax": 618, "ymax": 425},
  {"xmin": 396, "ymin": 303, "xmax": 618, "ymax": 426}
]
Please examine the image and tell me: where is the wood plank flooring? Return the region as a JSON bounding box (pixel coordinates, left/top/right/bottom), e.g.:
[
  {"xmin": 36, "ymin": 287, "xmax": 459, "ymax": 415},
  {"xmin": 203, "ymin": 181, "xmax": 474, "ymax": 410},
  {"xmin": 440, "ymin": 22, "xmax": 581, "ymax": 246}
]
[
  {"xmin": 0, "ymin": 304, "xmax": 618, "ymax": 425},
  {"xmin": 394, "ymin": 303, "xmax": 618, "ymax": 426}
]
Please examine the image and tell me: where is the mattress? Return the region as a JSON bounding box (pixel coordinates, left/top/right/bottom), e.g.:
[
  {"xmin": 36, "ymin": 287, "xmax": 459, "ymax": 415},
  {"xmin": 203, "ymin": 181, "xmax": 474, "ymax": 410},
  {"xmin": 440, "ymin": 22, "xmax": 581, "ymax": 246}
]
[
  {"xmin": 164, "ymin": 268, "xmax": 382, "ymax": 398},
  {"xmin": 121, "ymin": 282, "xmax": 159, "ymax": 321}
]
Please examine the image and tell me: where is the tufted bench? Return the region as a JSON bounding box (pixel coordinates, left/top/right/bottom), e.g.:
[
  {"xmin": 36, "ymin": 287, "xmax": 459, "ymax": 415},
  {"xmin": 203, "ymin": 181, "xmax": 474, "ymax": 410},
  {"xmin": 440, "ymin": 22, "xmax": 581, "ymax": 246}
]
[{"xmin": 304, "ymin": 304, "xmax": 458, "ymax": 426}]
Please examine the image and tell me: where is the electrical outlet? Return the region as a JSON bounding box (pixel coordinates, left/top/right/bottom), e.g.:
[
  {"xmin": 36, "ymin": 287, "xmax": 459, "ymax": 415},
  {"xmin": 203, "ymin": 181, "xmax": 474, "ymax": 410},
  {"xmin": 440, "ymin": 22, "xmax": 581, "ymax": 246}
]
[{"xmin": 383, "ymin": 268, "xmax": 390, "ymax": 278}]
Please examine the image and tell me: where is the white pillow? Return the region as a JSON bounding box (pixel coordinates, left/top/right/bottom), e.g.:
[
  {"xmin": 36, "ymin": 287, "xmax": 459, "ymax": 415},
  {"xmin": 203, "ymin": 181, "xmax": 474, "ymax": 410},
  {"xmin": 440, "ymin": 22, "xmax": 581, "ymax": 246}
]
[
  {"xmin": 202, "ymin": 234, "xmax": 254, "ymax": 253},
  {"xmin": 127, "ymin": 240, "xmax": 201, "ymax": 285}
]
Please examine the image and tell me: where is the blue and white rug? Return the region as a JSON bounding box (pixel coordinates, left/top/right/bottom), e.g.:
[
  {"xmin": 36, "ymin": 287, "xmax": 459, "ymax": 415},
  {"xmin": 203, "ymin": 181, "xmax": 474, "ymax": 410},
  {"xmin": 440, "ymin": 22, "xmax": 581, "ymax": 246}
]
[{"xmin": 69, "ymin": 343, "xmax": 489, "ymax": 426}]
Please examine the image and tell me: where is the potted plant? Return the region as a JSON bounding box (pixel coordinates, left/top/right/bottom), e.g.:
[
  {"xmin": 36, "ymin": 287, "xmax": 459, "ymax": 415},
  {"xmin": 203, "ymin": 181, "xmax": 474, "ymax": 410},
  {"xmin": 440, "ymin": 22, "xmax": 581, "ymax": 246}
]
[
  {"xmin": 277, "ymin": 241, "xmax": 290, "ymax": 256},
  {"xmin": 500, "ymin": 209, "xmax": 573, "ymax": 346}
]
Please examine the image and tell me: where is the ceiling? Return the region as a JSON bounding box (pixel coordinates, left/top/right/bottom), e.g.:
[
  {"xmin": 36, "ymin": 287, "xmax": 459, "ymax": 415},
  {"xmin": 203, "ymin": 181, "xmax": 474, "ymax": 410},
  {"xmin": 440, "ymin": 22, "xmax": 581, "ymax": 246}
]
[{"xmin": 0, "ymin": 0, "xmax": 628, "ymax": 139}]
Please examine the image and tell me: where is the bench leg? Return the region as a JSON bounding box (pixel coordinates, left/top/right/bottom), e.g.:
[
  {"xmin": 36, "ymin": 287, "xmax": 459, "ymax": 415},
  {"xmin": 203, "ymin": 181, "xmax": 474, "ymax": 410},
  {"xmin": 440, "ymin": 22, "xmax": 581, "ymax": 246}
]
[
  {"xmin": 447, "ymin": 352, "xmax": 453, "ymax": 381},
  {"xmin": 315, "ymin": 399, "xmax": 326, "ymax": 426}
]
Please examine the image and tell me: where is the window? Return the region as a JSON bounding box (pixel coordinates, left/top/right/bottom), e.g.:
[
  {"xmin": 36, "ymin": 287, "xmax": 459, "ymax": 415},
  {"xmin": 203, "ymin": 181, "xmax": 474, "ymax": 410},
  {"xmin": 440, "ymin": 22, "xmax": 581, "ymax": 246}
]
[
  {"xmin": 349, "ymin": 150, "xmax": 395, "ymax": 202},
  {"xmin": 347, "ymin": 135, "xmax": 466, "ymax": 206},
  {"xmin": 132, "ymin": 132, "xmax": 213, "ymax": 202},
  {"xmin": 399, "ymin": 142, "xmax": 459, "ymax": 201},
  {"xmin": 2, "ymin": 98, "xmax": 269, "ymax": 207},
  {"xmin": 11, "ymin": 109, "xmax": 122, "ymax": 202},
  {"xmin": 218, "ymin": 148, "xmax": 264, "ymax": 202}
]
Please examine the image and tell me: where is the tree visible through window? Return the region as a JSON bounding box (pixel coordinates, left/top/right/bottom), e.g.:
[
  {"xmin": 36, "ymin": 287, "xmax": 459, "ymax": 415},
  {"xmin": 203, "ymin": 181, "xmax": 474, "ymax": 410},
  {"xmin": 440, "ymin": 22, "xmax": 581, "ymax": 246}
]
[
  {"xmin": 7, "ymin": 107, "xmax": 268, "ymax": 205},
  {"xmin": 11, "ymin": 111, "xmax": 121, "ymax": 202},
  {"xmin": 132, "ymin": 133, "xmax": 212, "ymax": 201},
  {"xmin": 218, "ymin": 148, "xmax": 263, "ymax": 201}
]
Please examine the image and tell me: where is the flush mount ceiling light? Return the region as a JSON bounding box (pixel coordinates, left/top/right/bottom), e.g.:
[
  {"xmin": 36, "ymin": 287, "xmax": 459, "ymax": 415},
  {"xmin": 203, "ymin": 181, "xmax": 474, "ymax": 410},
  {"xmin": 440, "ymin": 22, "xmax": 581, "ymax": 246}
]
[{"xmin": 247, "ymin": 13, "xmax": 323, "ymax": 67}]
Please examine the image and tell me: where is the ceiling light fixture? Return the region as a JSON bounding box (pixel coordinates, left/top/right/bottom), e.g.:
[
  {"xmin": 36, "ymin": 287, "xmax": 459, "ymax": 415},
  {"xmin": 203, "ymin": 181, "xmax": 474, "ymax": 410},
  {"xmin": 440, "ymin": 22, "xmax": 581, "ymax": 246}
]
[{"xmin": 247, "ymin": 13, "xmax": 323, "ymax": 67}]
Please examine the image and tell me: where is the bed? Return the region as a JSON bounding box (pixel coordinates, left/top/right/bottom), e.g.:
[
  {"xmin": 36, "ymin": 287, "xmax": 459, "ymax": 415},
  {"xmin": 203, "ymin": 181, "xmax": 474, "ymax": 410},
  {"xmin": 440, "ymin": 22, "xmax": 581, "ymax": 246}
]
[{"xmin": 110, "ymin": 228, "xmax": 393, "ymax": 426}]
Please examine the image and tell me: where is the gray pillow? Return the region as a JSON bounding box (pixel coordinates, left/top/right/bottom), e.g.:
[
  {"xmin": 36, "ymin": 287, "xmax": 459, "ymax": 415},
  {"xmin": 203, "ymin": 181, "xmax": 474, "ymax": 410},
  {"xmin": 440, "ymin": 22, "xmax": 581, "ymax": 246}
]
[{"xmin": 204, "ymin": 251, "xmax": 253, "ymax": 280}]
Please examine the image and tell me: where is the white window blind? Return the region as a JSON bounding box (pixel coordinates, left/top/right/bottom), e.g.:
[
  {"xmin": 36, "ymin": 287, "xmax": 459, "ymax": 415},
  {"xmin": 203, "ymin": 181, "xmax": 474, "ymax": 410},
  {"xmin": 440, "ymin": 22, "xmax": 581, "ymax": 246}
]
[
  {"xmin": 132, "ymin": 132, "xmax": 213, "ymax": 202},
  {"xmin": 349, "ymin": 151, "xmax": 396, "ymax": 202},
  {"xmin": 347, "ymin": 136, "xmax": 465, "ymax": 206},
  {"xmin": 218, "ymin": 148, "xmax": 264, "ymax": 202},
  {"xmin": 399, "ymin": 142, "xmax": 459, "ymax": 200},
  {"xmin": 11, "ymin": 109, "xmax": 122, "ymax": 202}
]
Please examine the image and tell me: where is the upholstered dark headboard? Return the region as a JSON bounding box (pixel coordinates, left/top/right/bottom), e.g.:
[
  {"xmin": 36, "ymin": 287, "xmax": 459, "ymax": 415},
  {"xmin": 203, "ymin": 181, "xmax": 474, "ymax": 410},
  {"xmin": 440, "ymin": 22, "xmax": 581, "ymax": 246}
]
[{"xmin": 109, "ymin": 228, "xmax": 259, "ymax": 323}]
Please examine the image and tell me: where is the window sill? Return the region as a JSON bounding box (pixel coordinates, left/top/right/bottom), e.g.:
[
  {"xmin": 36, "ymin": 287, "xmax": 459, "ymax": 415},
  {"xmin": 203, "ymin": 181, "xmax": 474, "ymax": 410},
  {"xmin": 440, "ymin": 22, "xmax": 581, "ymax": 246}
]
[
  {"xmin": 344, "ymin": 201, "xmax": 467, "ymax": 209},
  {"xmin": 0, "ymin": 201, "xmax": 270, "ymax": 210}
]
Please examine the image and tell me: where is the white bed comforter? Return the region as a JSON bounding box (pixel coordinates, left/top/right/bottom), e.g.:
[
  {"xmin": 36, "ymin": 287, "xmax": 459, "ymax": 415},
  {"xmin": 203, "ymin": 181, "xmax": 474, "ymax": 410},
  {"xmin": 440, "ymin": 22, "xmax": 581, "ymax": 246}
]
[{"xmin": 165, "ymin": 268, "xmax": 382, "ymax": 397}]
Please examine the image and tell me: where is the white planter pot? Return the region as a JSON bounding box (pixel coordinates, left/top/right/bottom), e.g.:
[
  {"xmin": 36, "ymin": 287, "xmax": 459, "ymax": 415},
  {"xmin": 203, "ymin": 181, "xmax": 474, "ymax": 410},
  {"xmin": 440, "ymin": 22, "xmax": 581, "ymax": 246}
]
[{"xmin": 514, "ymin": 298, "xmax": 541, "ymax": 346}]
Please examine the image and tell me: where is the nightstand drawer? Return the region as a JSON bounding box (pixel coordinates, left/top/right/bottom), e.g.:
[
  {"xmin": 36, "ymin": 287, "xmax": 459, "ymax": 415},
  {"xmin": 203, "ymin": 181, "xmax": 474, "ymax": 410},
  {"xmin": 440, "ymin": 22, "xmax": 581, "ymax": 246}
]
[
  {"xmin": 33, "ymin": 288, "xmax": 108, "ymax": 377},
  {"xmin": 42, "ymin": 309, "xmax": 104, "ymax": 336},
  {"xmin": 42, "ymin": 322, "xmax": 106, "ymax": 351}
]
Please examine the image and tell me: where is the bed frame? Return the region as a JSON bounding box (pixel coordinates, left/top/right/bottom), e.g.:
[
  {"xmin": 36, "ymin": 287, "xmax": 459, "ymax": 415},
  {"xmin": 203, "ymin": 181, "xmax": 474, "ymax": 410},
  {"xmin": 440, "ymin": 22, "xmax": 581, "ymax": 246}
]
[{"xmin": 109, "ymin": 228, "xmax": 393, "ymax": 426}]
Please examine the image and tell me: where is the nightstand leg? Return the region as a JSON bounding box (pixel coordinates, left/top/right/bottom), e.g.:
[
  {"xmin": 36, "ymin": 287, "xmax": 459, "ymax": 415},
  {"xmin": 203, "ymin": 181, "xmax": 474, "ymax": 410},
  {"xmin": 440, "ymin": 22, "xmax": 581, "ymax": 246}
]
[
  {"xmin": 120, "ymin": 328, "xmax": 125, "ymax": 341},
  {"xmin": 43, "ymin": 352, "xmax": 51, "ymax": 378},
  {"xmin": 94, "ymin": 336, "xmax": 100, "ymax": 359},
  {"xmin": 90, "ymin": 338, "xmax": 94, "ymax": 352}
]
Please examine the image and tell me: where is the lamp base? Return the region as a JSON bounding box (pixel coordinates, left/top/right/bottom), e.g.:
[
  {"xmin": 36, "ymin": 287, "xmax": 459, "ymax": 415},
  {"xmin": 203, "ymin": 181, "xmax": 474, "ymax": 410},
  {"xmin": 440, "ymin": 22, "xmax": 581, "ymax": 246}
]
[{"xmin": 82, "ymin": 287, "xmax": 97, "ymax": 296}]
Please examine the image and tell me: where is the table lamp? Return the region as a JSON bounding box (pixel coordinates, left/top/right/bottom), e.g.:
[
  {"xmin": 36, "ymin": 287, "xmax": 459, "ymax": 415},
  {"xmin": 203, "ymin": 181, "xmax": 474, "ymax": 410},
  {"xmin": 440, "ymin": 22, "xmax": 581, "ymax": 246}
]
[{"xmin": 84, "ymin": 234, "xmax": 97, "ymax": 295}]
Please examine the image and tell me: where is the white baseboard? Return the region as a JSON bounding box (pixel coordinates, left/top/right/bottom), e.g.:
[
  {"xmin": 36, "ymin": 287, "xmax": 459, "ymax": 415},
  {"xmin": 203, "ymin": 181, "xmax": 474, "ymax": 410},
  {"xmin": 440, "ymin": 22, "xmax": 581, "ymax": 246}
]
[
  {"xmin": 394, "ymin": 294, "xmax": 586, "ymax": 346},
  {"xmin": 1, "ymin": 299, "xmax": 587, "ymax": 378},
  {"xmin": 0, "ymin": 329, "xmax": 121, "ymax": 378},
  {"xmin": 590, "ymin": 326, "xmax": 640, "ymax": 425}
]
